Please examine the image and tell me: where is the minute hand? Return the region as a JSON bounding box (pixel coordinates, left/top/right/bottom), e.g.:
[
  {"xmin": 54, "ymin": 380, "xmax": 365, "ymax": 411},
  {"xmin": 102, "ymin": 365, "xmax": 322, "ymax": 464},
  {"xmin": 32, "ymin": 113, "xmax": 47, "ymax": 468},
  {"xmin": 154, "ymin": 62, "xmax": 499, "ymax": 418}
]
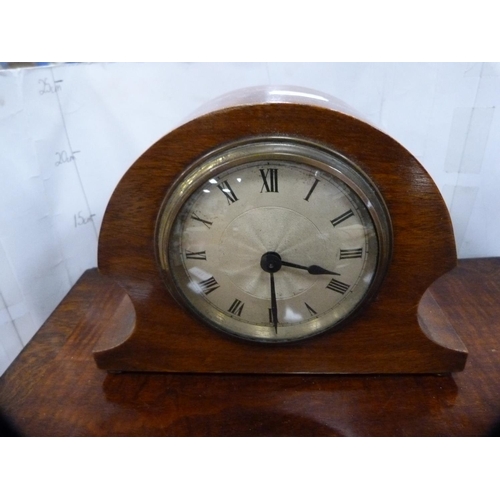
[{"xmin": 280, "ymin": 261, "xmax": 340, "ymax": 276}]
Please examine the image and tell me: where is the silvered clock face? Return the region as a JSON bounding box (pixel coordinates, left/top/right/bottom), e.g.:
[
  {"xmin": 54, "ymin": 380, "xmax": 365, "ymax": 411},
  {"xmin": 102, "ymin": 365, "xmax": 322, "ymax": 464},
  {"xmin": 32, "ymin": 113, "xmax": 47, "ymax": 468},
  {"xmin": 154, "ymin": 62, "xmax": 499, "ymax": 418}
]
[{"xmin": 156, "ymin": 138, "xmax": 392, "ymax": 342}]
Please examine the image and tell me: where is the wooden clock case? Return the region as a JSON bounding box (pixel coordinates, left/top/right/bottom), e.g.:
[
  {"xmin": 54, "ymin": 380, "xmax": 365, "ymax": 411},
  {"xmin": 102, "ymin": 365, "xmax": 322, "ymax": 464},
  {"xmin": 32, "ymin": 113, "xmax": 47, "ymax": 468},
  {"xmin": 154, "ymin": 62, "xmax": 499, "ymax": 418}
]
[{"xmin": 93, "ymin": 86, "xmax": 467, "ymax": 374}]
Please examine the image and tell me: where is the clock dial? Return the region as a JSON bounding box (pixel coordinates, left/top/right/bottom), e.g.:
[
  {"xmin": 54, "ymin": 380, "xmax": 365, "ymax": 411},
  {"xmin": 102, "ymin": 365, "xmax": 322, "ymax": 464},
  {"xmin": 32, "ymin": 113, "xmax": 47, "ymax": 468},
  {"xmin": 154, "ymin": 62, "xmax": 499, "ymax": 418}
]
[{"xmin": 156, "ymin": 138, "xmax": 392, "ymax": 342}]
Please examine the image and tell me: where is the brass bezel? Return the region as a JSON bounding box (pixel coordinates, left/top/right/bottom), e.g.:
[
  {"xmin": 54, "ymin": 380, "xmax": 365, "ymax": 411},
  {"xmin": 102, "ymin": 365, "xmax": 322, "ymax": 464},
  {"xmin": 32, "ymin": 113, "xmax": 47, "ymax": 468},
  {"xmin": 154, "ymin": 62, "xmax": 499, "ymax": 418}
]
[{"xmin": 155, "ymin": 137, "xmax": 393, "ymax": 342}]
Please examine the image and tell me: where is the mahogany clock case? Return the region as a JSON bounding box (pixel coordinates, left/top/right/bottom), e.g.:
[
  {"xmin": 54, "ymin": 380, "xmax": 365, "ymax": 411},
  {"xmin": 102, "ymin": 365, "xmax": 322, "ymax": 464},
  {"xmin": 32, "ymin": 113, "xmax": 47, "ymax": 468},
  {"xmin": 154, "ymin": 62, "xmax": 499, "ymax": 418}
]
[{"xmin": 93, "ymin": 88, "xmax": 467, "ymax": 374}]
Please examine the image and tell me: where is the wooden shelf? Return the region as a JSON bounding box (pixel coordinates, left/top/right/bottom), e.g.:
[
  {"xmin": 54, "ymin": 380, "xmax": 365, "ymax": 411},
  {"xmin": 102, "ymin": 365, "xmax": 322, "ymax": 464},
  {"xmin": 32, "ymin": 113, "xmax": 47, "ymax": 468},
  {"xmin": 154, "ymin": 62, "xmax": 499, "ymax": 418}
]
[{"xmin": 1, "ymin": 258, "xmax": 500, "ymax": 436}]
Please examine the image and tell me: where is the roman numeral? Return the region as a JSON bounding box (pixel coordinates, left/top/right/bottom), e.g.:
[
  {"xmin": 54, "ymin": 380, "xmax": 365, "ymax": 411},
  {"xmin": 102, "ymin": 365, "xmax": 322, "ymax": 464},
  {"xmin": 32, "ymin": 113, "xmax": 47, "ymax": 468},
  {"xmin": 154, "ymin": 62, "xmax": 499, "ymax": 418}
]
[
  {"xmin": 228, "ymin": 299, "xmax": 244, "ymax": 316},
  {"xmin": 304, "ymin": 179, "xmax": 320, "ymax": 201},
  {"xmin": 191, "ymin": 213, "xmax": 213, "ymax": 229},
  {"xmin": 339, "ymin": 248, "xmax": 363, "ymax": 259},
  {"xmin": 326, "ymin": 278, "xmax": 350, "ymax": 294},
  {"xmin": 305, "ymin": 303, "xmax": 317, "ymax": 316},
  {"xmin": 260, "ymin": 168, "xmax": 279, "ymax": 193},
  {"xmin": 218, "ymin": 181, "xmax": 238, "ymax": 204},
  {"xmin": 198, "ymin": 276, "xmax": 220, "ymax": 295},
  {"xmin": 330, "ymin": 209, "xmax": 354, "ymax": 227},
  {"xmin": 185, "ymin": 251, "xmax": 207, "ymax": 260}
]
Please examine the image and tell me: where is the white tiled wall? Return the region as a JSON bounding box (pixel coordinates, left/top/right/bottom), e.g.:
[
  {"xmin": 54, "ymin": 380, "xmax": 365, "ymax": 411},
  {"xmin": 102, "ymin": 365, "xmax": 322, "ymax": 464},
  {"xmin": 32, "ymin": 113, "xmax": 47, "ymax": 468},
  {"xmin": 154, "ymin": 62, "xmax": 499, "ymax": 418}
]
[{"xmin": 1, "ymin": 62, "xmax": 499, "ymax": 375}]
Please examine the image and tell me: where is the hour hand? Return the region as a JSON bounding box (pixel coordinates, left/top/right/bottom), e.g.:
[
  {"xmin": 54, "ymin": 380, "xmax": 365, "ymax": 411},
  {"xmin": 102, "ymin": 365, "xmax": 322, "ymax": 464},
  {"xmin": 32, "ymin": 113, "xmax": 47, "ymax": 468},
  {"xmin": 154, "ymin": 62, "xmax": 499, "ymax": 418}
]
[{"xmin": 280, "ymin": 261, "xmax": 340, "ymax": 276}]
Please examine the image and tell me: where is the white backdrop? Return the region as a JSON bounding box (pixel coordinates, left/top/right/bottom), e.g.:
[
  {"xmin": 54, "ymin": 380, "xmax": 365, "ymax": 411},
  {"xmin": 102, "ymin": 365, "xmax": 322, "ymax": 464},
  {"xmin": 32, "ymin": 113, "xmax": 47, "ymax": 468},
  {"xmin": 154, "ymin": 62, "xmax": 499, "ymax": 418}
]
[{"xmin": 1, "ymin": 62, "xmax": 499, "ymax": 374}]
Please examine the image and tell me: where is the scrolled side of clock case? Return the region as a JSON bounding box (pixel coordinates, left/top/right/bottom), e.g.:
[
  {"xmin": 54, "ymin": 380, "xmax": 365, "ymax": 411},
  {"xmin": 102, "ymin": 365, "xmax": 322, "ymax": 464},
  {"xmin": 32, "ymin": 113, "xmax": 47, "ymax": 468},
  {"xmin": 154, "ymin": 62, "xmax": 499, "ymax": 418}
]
[{"xmin": 94, "ymin": 89, "xmax": 467, "ymax": 374}]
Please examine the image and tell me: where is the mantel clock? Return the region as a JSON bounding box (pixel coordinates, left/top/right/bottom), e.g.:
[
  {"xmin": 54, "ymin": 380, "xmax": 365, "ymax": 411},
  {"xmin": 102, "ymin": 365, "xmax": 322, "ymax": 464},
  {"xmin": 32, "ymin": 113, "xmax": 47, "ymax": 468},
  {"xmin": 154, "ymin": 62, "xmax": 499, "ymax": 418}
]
[{"xmin": 93, "ymin": 86, "xmax": 467, "ymax": 374}]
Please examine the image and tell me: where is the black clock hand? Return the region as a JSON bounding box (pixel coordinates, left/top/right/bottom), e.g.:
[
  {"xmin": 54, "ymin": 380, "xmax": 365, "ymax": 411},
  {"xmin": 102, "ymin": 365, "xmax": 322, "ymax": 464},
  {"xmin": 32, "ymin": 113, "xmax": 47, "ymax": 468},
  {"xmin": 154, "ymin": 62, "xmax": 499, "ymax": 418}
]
[
  {"xmin": 260, "ymin": 252, "xmax": 281, "ymax": 334},
  {"xmin": 269, "ymin": 272, "xmax": 278, "ymax": 334},
  {"xmin": 260, "ymin": 251, "xmax": 337, "ymax": 332},
  {"xmin": 280, "ymin": 261, "xmax": 340, "ymax": 276}
]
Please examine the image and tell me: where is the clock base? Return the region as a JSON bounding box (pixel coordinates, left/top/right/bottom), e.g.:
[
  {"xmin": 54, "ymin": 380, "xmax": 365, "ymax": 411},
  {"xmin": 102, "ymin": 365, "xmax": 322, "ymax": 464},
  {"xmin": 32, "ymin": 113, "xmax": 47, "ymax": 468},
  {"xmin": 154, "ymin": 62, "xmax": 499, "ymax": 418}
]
[{"xmin": 90, "ymin": 269, "xmax": 466, "ymax": 374}]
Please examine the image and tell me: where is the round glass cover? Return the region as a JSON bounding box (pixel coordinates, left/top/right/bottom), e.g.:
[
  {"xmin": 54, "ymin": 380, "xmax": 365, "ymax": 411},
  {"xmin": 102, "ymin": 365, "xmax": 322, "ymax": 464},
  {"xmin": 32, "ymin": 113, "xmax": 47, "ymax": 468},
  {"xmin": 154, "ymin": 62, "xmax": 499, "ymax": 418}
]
[{"xmin": 155, "ymin": 138, "xmax": 392, "ymax": 342}]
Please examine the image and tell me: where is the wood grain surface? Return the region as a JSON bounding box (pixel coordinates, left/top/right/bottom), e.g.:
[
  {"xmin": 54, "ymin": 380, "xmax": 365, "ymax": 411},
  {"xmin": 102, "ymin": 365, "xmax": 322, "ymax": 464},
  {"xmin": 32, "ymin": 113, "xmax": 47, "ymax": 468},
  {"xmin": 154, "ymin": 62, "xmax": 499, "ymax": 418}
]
[{"xmin": 1, "ymin": 258, "xmax": 498, "ymax": 436}]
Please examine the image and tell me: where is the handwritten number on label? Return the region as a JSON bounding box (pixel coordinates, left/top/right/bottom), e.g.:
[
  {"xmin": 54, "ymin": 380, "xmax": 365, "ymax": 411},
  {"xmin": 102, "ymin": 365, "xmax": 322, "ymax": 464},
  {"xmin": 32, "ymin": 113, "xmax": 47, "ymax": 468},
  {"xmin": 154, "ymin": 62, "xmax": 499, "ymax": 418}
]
[
  {"xmin": 39, "ymin": 78, "xmax": 63, "ymax": 95},
  {"xmin": 55, "ymin": 150, "xmax": 80, "ymax": 167},
  {"xmin": 74, "ymin": 211, "xmax": 96, "ymax": 228}
]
